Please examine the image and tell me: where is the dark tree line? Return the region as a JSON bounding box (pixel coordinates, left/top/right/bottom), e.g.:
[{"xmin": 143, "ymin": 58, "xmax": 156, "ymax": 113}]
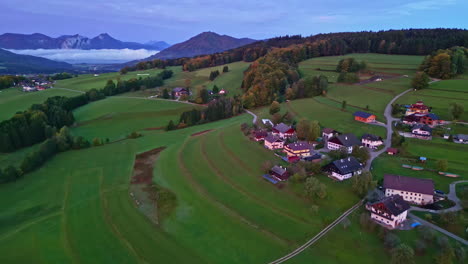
[
  {"xmin": 121, "ymin": 29, "xmax": 468, "ymax": 73},
  {"xmin": 0, "ymin": 75, "xmax": 25, "ymax": 90},
  {"xmin": 209, "ymin": 70, "xmax": 220, "ymax": 81},
  {"xmin": 51, "ymin": 72, "xmax": 74, "ymax": 80},
  {"xmin": 167, "ymin": 96, "xmax": 243, "ymax": 130}
]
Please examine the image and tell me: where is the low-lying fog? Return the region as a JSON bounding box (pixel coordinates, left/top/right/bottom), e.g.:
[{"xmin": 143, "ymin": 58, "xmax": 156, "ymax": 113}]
[{"xmin": 8, "ymin": 49, "xmax": 159, "ymax": 64}]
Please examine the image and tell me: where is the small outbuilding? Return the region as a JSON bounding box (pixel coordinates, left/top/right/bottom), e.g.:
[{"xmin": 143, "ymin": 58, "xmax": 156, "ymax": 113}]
[{"xmin": 353, "ymin": 111, "xmax": 376, "ymax": 123}]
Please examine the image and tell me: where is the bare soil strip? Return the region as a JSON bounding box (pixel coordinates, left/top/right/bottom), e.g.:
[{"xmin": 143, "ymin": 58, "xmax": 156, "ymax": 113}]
[{"xmin": 191, "ymin": 129, "xmax": 214, "ymax": 137}]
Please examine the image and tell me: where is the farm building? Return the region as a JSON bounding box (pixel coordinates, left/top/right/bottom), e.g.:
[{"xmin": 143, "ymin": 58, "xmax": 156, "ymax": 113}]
[
  {"xmin": 324, "ymin": 156, "xmax": 363, "ymax": 181},
  {"xmin": 269, "ymin": 165, "xmax": 289, "ymax": 181},
  {"xmin": 172, "ymin": 87, "xmax": 189, "ymax": 97},
  {"xmin": 272, "ymin": 123, "xmax": 295, "ymax": 139},
  {"xmin": 322, "ymin": 128, "xmax": 338, "ymax": 142},
  {"xmin": 262, "ymin": 119, "xmax": 274, "ymax": 127},
  {"xmin": 327, "ymin": 133, "xmax": 360, "ymax": 154},
  {"xmin": 253, "ymin": 130, "xmax": 268, "ymax": 141},
  {"xmin": 303, "ymin": 152, "xmax": 322, "ymax": 163},
  {"xmin": 383, "ymin": 174, "xmax": 434, "ymax": 205},
  {"xmin": 353, "ymin": 111, "xmax": 376, "ymax": 123},
  {"xmin": 361, "ymin": 134, "xmax": 383, "ymax": 149},
  {"xmin": 219, "ymin": 89, "xmax": 227, "ymax": 95},
  {"xmin": 411, "ymin": 124, "xmax": 432, "ymax": 139},
  {"xmin": 264, "ymin": 134, "xmax": 284, "ymax": 150},
  {"xmin": 366, "ymin": 195, "xmax": 410, "ymax": 229},
  {"xmin": 454, "ymin": 134, "xmax": 468, "ymax": 144},
  {"xmin": 405, "ymin": 101, "xmax": 430, "ymax": 116},
  {"xmin": 284, "ymin": 142, "xmax": 313, "ymax": 157},
  {"xmin": 386, "ymin": 148, "xmax": 398, "ymax": 155}
]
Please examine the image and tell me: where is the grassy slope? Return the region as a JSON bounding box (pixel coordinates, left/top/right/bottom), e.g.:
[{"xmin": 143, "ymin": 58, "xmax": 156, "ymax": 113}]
[
  {"xmin": 0, "ymin": 87, "xmax": 80, "ymax": 121},
  {"xmin": 71, "ymin": 97, "xmax": 196, "ymax": 141}
]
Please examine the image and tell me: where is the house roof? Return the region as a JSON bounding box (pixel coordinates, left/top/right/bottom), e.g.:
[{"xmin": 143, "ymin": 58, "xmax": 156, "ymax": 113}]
[
  {"xmin": 264, "ymin": 134, "xmax": 283, "ymax": 143},
  {"xmin": 369, "ymin": 195, "xmax": 410, "ymax": 216},
  {"xmin": 386, "ymin": 148, "xmax": 398, "ymax": 154},
  {"xmin": 254, "ymin": 130, "xmax": 268, "ymax": 138},
  {"xmin": 425, "ymin": 113, "xmax": 439, "ymax": 120},
  {"xmin": 353, "ymin": 111, "xmax": 374, "ymax": 119},
  {"xmin": 383, "ymin": 174, "xmax": 434, "ymax": 195},
  {"xmin": 412, "ymin": 124, "xmax": 432, "ymax": 132},
  {"xmin": 361, "ymin": 133, "xmax": 383, "ymax": 142},
  {"xmin": 286, "ymin": 141, "xmax": 312, "ymax": 151},
  {"xmin": 322, "ymin": 128, "xmax": 336, "ymax": 134},
  {"xmin": 172, "ymin": 87, "xmax": 187, "ymax": 92},
  {"xmin": 331, "ymin": 156, "xmax": 363, "ymax": 175},
  {"xmin": 455, "ymin": 134, "xmax": 468, "ymax": 140},
  {"xmin": 273, "ymin": 123, "xmax": 293, "ymax": 133},
  {"xmin": 271, "ymin": 165, "xmax": 287, "ymax": 176},
  {"xmin": 329, "ymin": 133, "xmax": 360, "ymax": 147}
]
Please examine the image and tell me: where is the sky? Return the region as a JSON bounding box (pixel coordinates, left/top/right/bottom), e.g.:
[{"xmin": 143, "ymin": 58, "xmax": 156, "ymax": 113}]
[{"xmin": 1, "ymin": 0, "xmax": 467, "ymax": 44}]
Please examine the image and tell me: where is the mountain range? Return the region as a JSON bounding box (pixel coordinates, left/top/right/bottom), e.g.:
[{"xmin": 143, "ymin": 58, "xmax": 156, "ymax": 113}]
[
  {"xmin": 0, "ymin": 48, "xmax": 72, "ymax": 74},
  {"xmin": 0, "ymin": 33, "xmax": 170, "ymax": 50},
  {"xmin": 148, "ymin": 32, "xmax": 256, "ymax": 60}
]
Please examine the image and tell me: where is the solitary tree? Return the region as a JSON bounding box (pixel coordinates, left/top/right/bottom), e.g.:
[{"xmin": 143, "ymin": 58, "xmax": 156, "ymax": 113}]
[
  {"xmin": 342, "ymin": 100, "xmax": 347, "ymax": 110},
  {"xmin": 411, "ymin": 72, "xmax": 430, "ymax": 90},
  {"xmin": 162, "ymin": 88, "xmax": 170, "ymax": 99},
  {"xmin": 449, "ymin": 102, "xmax": 464, "ymax": 120},
  {"xmin": 351, "ymin": 146, "xmax": 370, "ymax": 164},
  {"xmin": 391, "ymin": 244, "xmax": 415, "ymax": 264},
  {"xmin": 352, "ymin": 171, "xmax": 376, "ymax": 197},
  {"xmin": 296, "ymin": 119, "xmax": 310, "ymax": 140},
  {"xmin": 166, "ymin": 120, "xmax": 176, "ymax": 131},
  {"xmin": 269, "ymin": 101, "xmax": 281, "ymax": 115},
  {"xmin": 222, "ymin": 66, "xmax": 229, "ymax": 73},
  {"xmin": 436, "ymin": 159, "xmax": 448, "ymax": 172}
]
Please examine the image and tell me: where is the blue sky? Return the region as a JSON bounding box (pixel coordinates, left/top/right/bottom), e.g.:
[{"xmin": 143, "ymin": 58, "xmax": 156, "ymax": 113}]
[{"xmin": 0, "ymin": 0, "xmax": 466, "ymax": 44}]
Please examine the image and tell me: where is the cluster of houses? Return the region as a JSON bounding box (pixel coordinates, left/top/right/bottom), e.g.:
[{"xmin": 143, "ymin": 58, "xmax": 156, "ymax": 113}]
[
  {"xmin": 366, "ymin": 174, "xmax": 436, "ymax": 229},
  {"xmin": 253, "ymin": 121, "xmax": 388, "ymax": 183},
  {"xmin": 400, "ymin": 101, "xmax": 444, "ymax": 140},
  {"xmin": 20, "ymin": 78, "xmax": 53, "ymax": 92}
]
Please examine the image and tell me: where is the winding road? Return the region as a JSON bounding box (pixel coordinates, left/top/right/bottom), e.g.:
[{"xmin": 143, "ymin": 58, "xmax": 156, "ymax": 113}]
[{"xmin": 364, "ymin": 89, "xmax": 412, "ymax": 171}]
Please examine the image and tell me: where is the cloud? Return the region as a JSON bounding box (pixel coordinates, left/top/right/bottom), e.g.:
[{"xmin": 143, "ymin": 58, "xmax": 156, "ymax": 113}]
[
  {"xmin": 7, "ymin": 49, "xmax": 159, "ymax": 64},
  {"xmin": 391, "ymin": 0, "xmax": 457, "ymax": 15}
]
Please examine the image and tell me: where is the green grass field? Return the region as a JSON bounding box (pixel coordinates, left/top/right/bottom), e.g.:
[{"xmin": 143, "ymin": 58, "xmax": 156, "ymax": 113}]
[
  {"xmin": 0, "ymin": 87, "xmax": 81, "ymax": 121},
  {"xmin": 1, "ymin": 53, "xmax": 466, "ymax": 264},
  {"xmin": 71, "ymin": 97, "xmax": 197, "ymax": 141}
]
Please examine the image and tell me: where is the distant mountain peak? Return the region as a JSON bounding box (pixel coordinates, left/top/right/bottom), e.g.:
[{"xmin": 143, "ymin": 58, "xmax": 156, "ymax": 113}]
[{"xmin": 149, "ymin": 32, "xmax": 256, "ymax": 60}]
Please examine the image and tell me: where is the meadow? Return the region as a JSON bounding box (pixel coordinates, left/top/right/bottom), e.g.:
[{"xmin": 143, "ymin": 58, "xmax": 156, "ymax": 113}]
[
  {"xmin": 0, "ymin": 87, "xmax": 80, "ymax": 121},
  {"xmin": 0, "ymin": 53, "xmax": 466, "ymax": 264}
]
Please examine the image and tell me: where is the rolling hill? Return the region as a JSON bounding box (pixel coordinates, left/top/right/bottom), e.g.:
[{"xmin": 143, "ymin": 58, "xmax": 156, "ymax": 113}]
[
  {"xmin": 0, "ymin": 48, "xmax": 73, "ymax": 73},
  {"xmin": 148, "ymin": 32, "xmax": 256, "ymax": 60}
]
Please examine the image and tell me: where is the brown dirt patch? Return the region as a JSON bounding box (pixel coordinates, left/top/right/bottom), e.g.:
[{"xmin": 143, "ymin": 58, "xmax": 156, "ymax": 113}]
[
  {"xmin": 131, "ymin": 147, "xmax": 166, "ymax": 184},
  {"xmin": 191, "ymin": 129, "xmax": 214, "ymax": 137}
]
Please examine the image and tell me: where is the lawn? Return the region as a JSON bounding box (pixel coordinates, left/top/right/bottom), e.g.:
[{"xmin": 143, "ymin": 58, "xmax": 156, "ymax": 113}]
[
  {"xmin": 371, "ymin": 138, "xmax": 468, "ymax": 193},
  {"xmin": 71, "ymin": 97, "xmax": 197, "ymax": 141},
  {"xmin": 0, "ymin": 87, "xmax": 80, "ymax": 121},
  {"xmin": 396, "ymin": 79, "xmax": 468, "ymax": 121}
]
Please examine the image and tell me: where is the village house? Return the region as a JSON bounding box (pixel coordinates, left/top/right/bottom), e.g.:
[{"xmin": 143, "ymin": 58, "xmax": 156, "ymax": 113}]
[
  {"xmin": 262, "ymin": 119, "xmax": 274, "ymax": 127},
  {"xmin": 284, "ymin": 142, "xmax": 313, "ymax": 157},
  {"xmin": 253, "ymin": 130, "xmax": 268, "ymax": 141},
  {"xmin": 272, "ymin": 123, "xmax": 295, "ymax": 139},
  {"xmin": 405, "ymin": 101, "xmax": 430, "ymax": 116},
  {"xmin": 269, "ymin": 165, "xmax": 289, "ymax": 181},
  {"xmin": 366, "ymin": 195, "xmax": 410, "ymax": 229},
  {"xmin": 386, "ymin": 148, "xmax": 398, "ymax": 155},
  {"xmin": 264, "ymin": 134, "xmax": 284, "ymax": 150},
  {"xmin": 353, "ymin": 111, "xmax": 376, "ymax": 123},
  {"xmin": 361, "ymin": 134, "xmax": 384, "ymax": 149},
  {"xmin": 411, "ymin": 124, "xmax": 432, "ymax": 139},
  {"xmin": 219, "ymin": 89, "xmax": 227, "ymax": 95},
  {"xmin": 303, "ymin": 151, "xmax": 322, "ymax": 162},
  {"xmin": 326, "ymin": 133, "xmax": 360, "ymax": 154},
  {"xmin": 454, "ymin": 134, "xmax": 468, "ymax": 144},
  {"xmin": 403, "ymin": 113, "xmax": 441, "ymax": 127},
  {"xmin": 324, "ymin": 156, "xmax": 363, "ymax": 181},
  {"xmin": 172, "ymin": 87, "xmax": 189, "ymax": 97},
  {"xmin": 322, "ymin": 128, "xmax": 338, "ymax": 142},
  {"xmin": 383, "ymin": 174, "xmax": 434, "ymax": 205}
]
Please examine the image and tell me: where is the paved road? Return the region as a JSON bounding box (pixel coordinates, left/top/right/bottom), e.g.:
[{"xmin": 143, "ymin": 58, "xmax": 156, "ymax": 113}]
[
  {"xmin": 268, "ymin": 200, "xmax": 364, "ymax": 264},
  {"xmin": 245, "ymin": 110, "xmax": 258, "ymax": 125},
  {"xmin": 408, "ymin": 213, "xmax": 468, "ymax": 246},
  {"xmin": 410, "ymin": 180, "xmax": 468, "ymax": 214},
  {"xmin": 364, "ymin": 89, "xmax": 412, "ymax": 171}
]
